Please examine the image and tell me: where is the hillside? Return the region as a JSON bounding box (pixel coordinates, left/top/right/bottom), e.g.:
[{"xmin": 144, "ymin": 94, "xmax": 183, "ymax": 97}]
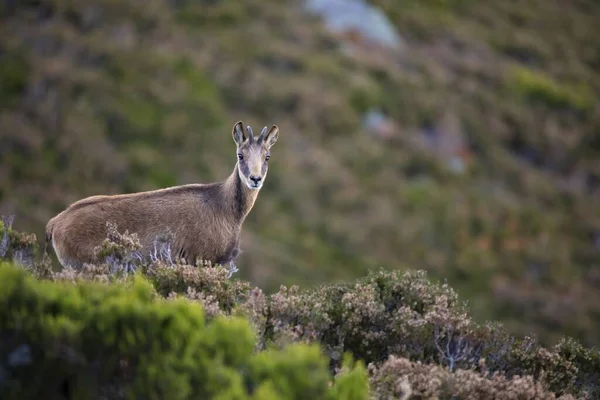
[{"xmin": 1, "ymin": 0, "xmax": 600, "ymax": 348}]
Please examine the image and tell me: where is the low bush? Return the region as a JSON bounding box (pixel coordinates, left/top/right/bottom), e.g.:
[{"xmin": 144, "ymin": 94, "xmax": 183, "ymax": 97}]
[
  {"xmin": 2, "ymin": 223, "xmax": 599, "ymax": 399},
  {"xmin": 261, "ymin": 269, "xmax": 600, "ymax": 398},
  {"xmin": 369, "ymin": 355, "xmax": 575, "ymax": 400},
  {"xmin": 0, "ymin": 263, "xmax": 368, "ymax": 400},
  {"xmin": 0, "ymin": 216, "xmax": 38, "ymax": 269}
]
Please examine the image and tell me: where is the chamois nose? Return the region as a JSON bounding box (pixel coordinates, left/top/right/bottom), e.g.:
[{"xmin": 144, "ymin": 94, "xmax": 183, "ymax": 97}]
[{"xmin": 249, "ymin": 175, "xmax": 262, "ymax": 184}]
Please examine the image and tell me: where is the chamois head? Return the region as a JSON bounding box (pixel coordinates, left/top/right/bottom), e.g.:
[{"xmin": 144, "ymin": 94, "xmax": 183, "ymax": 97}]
[{"xmin": 232, "ymin": 121, "xmax": 279, "ymax": 190}]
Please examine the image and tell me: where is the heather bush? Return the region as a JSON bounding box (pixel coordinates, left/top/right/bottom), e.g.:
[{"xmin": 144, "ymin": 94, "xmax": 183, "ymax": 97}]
[
  {"xmin": 4, "ymin": 223, "xmax": 599, "ymax": 399},
  {"xmin": 368, "ymin": 355, "xmax": 575, "ymax": 400},
  {"xmin": 93, "ymin": 221, "xmax": 144, "ymax": 275},
  {"xmin": 0, "ymin": 215, "xmax": 38, "ymax": 268},
  {"xmin": 504, "ymin": 335, "xmax": 579, "ymax": 397},
  {"xmin": 0, "ymin": 263, "xmax": 369, "ymax": 400},
  {"xmin": 262, "ymin": 269, "xmax": 599, "ymax": 398},
  {"xmin": 552, "ymin": 337, "xmax": 600, "ymax": 399},
  {"xmin": 146, "ymin": 260, "xmax": 251, "ymax": 318},
  {"xmin": 265, "ymin": 269, "xmax": 488, "ymax": 368}
]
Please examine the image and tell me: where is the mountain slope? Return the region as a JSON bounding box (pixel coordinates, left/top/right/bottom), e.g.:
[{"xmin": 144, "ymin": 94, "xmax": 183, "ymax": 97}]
[{"xmin": 1, "ymin": 0, "xmax": 599, "ymax": 347}]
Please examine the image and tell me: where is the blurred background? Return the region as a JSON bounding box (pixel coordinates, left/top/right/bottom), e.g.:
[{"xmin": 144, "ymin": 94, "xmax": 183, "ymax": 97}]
[{"xmin": 1, "ymin": 0, "xmax": 599, "ymax": 348}]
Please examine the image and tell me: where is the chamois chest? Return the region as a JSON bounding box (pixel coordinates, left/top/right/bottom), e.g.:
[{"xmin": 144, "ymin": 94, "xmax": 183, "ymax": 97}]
[{"xmin": 180, "ymin": 216, "xmax": 241, "ymax": 266}]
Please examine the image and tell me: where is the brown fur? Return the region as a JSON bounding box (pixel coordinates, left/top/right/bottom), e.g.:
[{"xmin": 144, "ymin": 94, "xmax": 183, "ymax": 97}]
[{"xmin": 46, "ymin": 121, "xmax": 280, "ymax": 268}]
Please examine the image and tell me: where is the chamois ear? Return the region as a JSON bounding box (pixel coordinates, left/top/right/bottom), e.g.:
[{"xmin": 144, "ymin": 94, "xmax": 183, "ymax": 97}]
[
  {"xmin": 265, "ymin": 125, "xmax": 279, "ymax": 148},
  {"xmin": 232, "ymin": 121, "xmax": 247, "ymax": 145}
]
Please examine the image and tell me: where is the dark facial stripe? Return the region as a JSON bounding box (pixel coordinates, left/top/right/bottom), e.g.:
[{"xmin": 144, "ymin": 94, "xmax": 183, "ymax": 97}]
[
  {"xmin": 234, "ymin": 164, "xmax": 246, "ymax": 219},
  {"xmin": 239, "ymin": 160, "xmax": 251, "ymax": 178}
]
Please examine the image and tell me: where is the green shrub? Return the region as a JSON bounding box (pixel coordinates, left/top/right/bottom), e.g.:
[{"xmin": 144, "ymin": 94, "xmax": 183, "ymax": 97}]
[
  {"xmin": 505, "ymin": 66, "xmax": 593, "ymax": 112},
  {"xmin": 175, "ymin": 1, "xmax": 246, "ymax": 28},
  {"xmin": 349, "ymin": 86, "xmax": 383, "ymax": 114},
  {"xmin": 0, "ymin": 49, "xmax": 29, "ymax": 107},
  {"xmin": 0, "ymin": 263, "xmax": 369, "ymax": 400},
  {"xmin": 0, "ymin": 216, "xmax": 38, "ymax": 268}
]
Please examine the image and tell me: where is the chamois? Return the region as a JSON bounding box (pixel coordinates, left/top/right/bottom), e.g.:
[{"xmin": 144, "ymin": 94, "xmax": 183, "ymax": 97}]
[{"xmin": 45, "ymin": 121, "xmax": 280, "ymax": 276}]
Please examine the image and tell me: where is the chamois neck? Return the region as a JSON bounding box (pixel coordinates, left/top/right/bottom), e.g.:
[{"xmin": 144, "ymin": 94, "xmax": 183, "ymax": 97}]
[{"xmin": 223, "ymin": 162, "xmax": 259, "ymax": 221}]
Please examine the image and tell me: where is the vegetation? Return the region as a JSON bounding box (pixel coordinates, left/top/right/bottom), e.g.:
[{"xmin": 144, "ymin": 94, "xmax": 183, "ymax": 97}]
[
  {"xmin": 1, "ymin": 226, "xmax": 599, "ymax": 399},
  {"xmin": 1, "ymin": 0, "xmax": 600, "ymax": 356},
  {"xmin": 0, "ymin": 262, "xmax": 368, "ymax": 400}
]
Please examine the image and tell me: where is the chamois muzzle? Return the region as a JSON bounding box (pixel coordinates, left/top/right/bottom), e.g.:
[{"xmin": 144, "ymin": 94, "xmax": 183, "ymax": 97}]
[{"xmin": 249, "ymin": 175, "xmax": 262, "ymax": 188}]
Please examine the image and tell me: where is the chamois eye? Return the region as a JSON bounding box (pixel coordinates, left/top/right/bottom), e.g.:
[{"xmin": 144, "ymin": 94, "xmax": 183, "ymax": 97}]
[
  {"xmin": 265, "ymin": 155, "xmax": 270, "ymax": 162},
  {"xmin": 237, "ymin": 154, "xmax": 244, "ymax": 161}
]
